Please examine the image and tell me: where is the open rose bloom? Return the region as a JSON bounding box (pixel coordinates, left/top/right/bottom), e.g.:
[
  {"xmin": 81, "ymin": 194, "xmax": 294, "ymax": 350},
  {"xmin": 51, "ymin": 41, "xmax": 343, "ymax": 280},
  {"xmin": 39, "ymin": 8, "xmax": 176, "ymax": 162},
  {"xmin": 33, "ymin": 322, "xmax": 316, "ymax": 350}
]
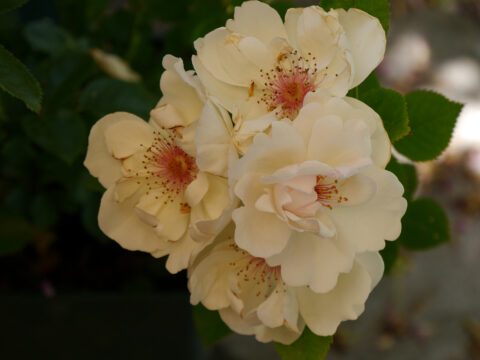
[{"xmin": 84, "ymin": 0, "xmax": 407, "ymax": 346}]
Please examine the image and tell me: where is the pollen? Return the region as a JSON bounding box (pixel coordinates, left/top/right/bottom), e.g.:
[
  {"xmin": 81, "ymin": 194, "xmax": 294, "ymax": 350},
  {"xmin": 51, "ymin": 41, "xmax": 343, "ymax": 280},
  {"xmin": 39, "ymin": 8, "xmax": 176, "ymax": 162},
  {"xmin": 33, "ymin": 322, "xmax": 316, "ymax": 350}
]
[
  {"xmin": 259, "ymin": 50, "xmax": 320, "ymax": 119},
  {"xmin": 314, "ymin": 175, "xmax": 348, "ymax": 210},
  {"xmin": 141, "ymin": 129, "xmax": 198, "ymax": 205}
]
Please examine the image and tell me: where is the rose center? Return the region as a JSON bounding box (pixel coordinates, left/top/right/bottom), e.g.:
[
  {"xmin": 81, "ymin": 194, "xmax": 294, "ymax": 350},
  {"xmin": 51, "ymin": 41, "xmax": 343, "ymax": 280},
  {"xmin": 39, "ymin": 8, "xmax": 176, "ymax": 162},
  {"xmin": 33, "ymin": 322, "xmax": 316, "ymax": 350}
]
[
  {"xmin": 259, "ymin": 50, "xmax": 318, "ymax": 119},
  {"xmin": 314, "ymin": 176, "xmax": 348, "ymax": 210}
]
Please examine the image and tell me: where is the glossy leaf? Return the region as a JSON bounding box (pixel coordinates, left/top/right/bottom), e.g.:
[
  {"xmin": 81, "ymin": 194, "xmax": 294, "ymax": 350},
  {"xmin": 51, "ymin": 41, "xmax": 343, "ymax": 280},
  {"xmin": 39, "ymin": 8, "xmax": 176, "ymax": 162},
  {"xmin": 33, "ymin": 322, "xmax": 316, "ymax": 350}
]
[
  {"xmin": 24, "ymin": 19, "xmax": 76, "ymax": 56},
  {"xmin": 386, "ymin": 156, "xmax": 418, "ymax": 200},
  {"xmin": 395, "ymin": 90, "xmax": 463, "ymax": 161},
  {"xmin": 192, "ymin": 304, "xmax": 232, "ymax": 347},
  {"xmin": 0, "ymin": 45, "xmax": 42, "ymax": 112},
  {"xmin": 275, "ymin": 329, "xmax": 333, "ymax": 360},
  {"xmin": 398, "ymin": 198, "xmax": 450, "ymax": 250}
]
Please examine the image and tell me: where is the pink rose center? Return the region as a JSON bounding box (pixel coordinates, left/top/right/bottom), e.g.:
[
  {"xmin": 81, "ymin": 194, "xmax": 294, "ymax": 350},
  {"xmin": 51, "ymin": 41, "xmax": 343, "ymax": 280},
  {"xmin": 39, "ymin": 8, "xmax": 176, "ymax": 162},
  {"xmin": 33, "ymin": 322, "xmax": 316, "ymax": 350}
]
[
  {"xmin": 259, "ymin": 50, "xmax": 318, "ymax": 119},
  {"xmin": 314, "ymin": 175, "xmax": 349, "ymax": 210},
  {"xmin": 142, "ymin": 130, "xmax": 197, "ymax": 211}
]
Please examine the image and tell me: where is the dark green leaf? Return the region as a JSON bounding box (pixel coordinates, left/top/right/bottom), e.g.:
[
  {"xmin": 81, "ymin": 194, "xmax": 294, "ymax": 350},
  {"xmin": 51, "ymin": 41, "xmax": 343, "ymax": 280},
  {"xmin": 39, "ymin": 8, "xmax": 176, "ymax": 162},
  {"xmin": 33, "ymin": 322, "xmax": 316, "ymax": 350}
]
[
  {"xmin": 0, "ymin": 45, "xmax": 42, "ymax": 112},
  {"xmin": 347, "ymin": 71, "xmax": 380, "ymax": 99},
  {"xmin": 22, "ymin": 110, "xmax": 87, "ymax": 164},
  {"xmin": 360, "ymin": 88, "xmax": 410, "ymax": 143},
  {"xmin": 80, "ymin": 77, "xmax": 157, "ymax": 119},
  {"xmin": 380, "ymin": 241, "xmax": 398, "ymax": 274},
  {"xmin": 192, "ymin": 304, "xmax": 232, "ymax": 347},
  {"xmin": 0, "ymin": 0, "xmax": 29, "ymax": 14},
  {"xmin": 320, "ymin": 0, "xmax": 390, "ymax": 32},
  {"xmin": 24, "ymin": 19, "xmax": 76, "ymax": 56},
  {"xmin": 270, "ymin": 1, "xmax": 296, "ymax": 18},
  {"xmin": 386, "ymin": 156, "xmax": 417, "ymax": 201},
  {"xmin": 395, "ymin": 90, "xmax": 463, "ymax": 162},
  {"xmin": 275, "ymin": 328, "xmax": 333, "ymax": 360},
  {"xmin": 398, "ymin": 198, "xmax": 450, "ymax": 250},
  {"xmin": 0, "ymin": 214, "xmax": 34, "ymax": 256}
]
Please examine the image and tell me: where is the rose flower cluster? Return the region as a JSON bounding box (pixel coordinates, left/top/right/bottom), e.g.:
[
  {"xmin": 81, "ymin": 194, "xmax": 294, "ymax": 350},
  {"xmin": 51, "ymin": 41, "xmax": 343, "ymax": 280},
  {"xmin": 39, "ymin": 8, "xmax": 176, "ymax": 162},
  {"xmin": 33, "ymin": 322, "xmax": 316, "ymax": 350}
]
[{"xmin": 85, "ymin": 1, "xmax": 407, "ymax": 344}]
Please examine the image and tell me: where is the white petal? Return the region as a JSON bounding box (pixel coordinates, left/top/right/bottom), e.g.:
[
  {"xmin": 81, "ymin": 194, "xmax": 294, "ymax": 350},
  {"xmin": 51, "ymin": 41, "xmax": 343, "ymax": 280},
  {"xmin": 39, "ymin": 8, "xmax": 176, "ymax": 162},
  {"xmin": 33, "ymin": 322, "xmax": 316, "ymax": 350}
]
[
  {"xmin": 356, "ymin": 251, "xmax": 384, "ymax": 289},
  {"xmin": 195, "ymin": 99, "xmax": 235, "ymax": 177},
  {"xmin": 155, "ymin": 55, "xmax": 205, "ymax": 127},
  {"xmin": 267, "ymin": 231, "xmax": 354, "ymax": 293},
  {"xmin": 164, "ymin": 233, "xmax": 208, "ymax": 274},
  {"xmin": 331, "ymin": 165, "xmax": 407, "ymax": 252},
  {"xmin": 255, "ymin": 321, "xmax": 304, "ymax": 345},
  {"xmin": 232, "ymin": 205, "xmax": 291, "ymax": 258},
  {"xmin": 226, "ymin": 1, "xmax": 287, "ymax": 44},
  {"xmin": 105, "ymin": 117, "xmax": 153, "ymax": 159},
  {"xmin": 192, "ymin": 55, "xmax": 247, "ymax": 112},
  {"xmin": 184, "ymin": 171, "xmax": 209, "ymax": 208},
  {"xmin": 338, "ymin": 8, "xmax": 386, "ymax": 88},
  {"xmin": 84, "ymin": 112, "xmax": 140, "ymax": 188},
  {"xmin": 296, "ymin": 260, "xmax": 372, "ymax": 336},
  {"xmin": 98, "ymin": 186, "xmax": 166, "ymax": 254}
]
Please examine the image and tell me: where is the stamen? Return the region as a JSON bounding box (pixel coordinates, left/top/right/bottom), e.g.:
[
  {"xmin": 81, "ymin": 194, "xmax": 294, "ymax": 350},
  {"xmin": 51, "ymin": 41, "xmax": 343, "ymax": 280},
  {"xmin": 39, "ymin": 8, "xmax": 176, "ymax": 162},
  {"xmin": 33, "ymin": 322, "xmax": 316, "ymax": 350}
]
[{"xmin": 314, "ymin": 175, "xmax": 348, "ymax": 210}]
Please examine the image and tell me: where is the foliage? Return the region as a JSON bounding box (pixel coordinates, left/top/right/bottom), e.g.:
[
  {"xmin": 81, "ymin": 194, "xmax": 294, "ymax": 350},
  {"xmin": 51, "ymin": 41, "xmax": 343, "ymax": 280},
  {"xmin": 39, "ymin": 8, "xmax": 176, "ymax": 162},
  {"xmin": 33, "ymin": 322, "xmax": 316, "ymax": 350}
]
[
  {"xmin": 192, "ymin": 304, "xmax": 232, "ymax": 347},
  {"xmin": 275, "ymin": 330, "xmax": 333, "ymax": 360}
]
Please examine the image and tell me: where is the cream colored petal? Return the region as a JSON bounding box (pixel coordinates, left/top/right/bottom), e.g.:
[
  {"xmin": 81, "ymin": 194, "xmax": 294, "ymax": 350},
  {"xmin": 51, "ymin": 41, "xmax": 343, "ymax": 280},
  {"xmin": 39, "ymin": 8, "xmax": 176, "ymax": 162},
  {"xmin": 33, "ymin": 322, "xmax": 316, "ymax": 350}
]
[
  {"xmin": 232, "ymin": 204, "xmax": 292, "ymax": 258},
  {"xmin": 296, "ymin": 260, "xmax": 372, "ymax": 336},
  {"xmin": 331, "ymin": 165, "xmax": 407, "ymax": 252},
  {"xmin": 105, "ymin": 116, "xmax": 154, "ymax": 159},
  {"xmin": 219, "ymin": 307, "xmax": 259, "ymax": 335},
  {"xmin": 156, "ymin": 55, "xmax": 205, "ymax": 126},
  {"xmin": 192, "ymin": 55, "xmax": 247, "ymax": 112},
  {"xmin": 257, "ymin": 283, "xmax": 285, "ymax": 328},
  {"xmin": 343, "ymin": 96, "xmax": 391, "ymax": 168},
  {"xmin": 164, "ymin": 233, "xmax": 209, "ymax": 274},
  {"xmin": 356, "ymin": 251, "xmax": 384, "ymax": 290},
  {"xmin": 185, "ymin": 171, "xmax": 209, "ymax": 208},
  {"xmin": 255, "ymin": 322, "xmax": 303, "ymax": 344},
  {"xmin": 195, "ymin": 99, "xmax": 235, "ymax": 177},
  {"xmin": 98, "ymin": 186, "xmax": 166, "ymax": 254},
  {"xmin": 267, "ymin": 230, "xmax": 355, "ymax": 293},
  {"xmin": 84, "ymin": 112, "xmax": 139, "ymax": 188},
  {"xmin": 226, "ymin": 0, "xmax": 287, "ymax": 44},
  {"xmin": 337, "ymin": 8, "xmax": 386, "ymax": 88},
  {"xmin": 284, "ymin": 8, "xmax": 302, "ymax": 49}
]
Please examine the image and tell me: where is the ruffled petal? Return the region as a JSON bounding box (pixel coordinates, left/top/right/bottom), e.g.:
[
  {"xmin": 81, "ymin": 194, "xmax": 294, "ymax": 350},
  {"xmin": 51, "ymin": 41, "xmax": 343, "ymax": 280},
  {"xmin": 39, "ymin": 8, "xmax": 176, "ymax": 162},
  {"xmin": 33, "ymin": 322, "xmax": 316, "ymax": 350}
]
[
  {"xmin": 337, "ymin": 8, "xmax": 386, "ymax": 88},
  {"xmin": 296, "ymin": 260, "xmax": 372, "ymax": 336},
  {"xmin": 267, "ymin": 231, "xmax": 354, "ymax": 293},
  {"xmin": 331, "ymin": 165, "xmax": 407, "ymax": 252},
  {"xmin": 105, "ymin": 116, "xmax": 154, "ymax": 159},
  {"xmin": 232, "ymin": 204, "xmax": 292, "ymax": 258},
  {"xmin": 226, "ymin": 1, "xmax": 287, "ymax": 45},
  {"xmin": 98, "ymin": 186, "xmax": 166, "ymax": 254},
  {"xmin": 84, "ymin": 112, "xmax": 141, "ymax": 188}
]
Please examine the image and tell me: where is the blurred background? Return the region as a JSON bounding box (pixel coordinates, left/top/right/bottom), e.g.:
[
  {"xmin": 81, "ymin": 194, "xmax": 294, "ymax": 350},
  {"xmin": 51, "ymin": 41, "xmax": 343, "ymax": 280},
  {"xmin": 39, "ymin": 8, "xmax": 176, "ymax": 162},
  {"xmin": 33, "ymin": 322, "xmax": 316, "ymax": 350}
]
[{"xmin": 0, "ymin": 0, "xmax": 479, "ymax": 359}]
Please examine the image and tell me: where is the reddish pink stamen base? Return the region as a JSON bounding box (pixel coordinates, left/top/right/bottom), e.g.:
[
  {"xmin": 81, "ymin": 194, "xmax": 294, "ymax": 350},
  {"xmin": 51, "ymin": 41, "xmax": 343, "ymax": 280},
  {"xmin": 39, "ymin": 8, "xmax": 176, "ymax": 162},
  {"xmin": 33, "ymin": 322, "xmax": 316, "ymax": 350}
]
[{"xmin": 141, "ymin": 130, "xmax": 197, "ymax": 210}]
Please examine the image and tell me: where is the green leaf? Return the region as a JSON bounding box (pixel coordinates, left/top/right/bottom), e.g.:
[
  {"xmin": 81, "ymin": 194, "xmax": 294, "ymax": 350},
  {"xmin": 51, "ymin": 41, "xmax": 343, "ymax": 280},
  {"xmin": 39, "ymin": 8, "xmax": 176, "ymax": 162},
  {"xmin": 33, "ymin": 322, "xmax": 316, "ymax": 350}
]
[
  {"xmin": 21, "ymin": 110, "xmax": 87, "ymax": 164},
  {"xmin": 320, "ymin": 0, "xmax": 390, "ymax": 32},
  {"xmin": 398, "ymin": 198, "xmax": 450, "ymax": 250},
  {"xmin": 80, "ymin": 77, "xmax": 157, "ymax": 119},
  {"xmin": 386, "ymin": 156, "xmax": 418, "ymax": 201},
  {"xmin": 380, "ymin": 241, "xmax": 398, "ymax": 274},
  {"xmin": 0, "ymin": 45, "xmax": 42, "ymax": 113},
  {"xmin": 0, "ymin": 0, "xmax": 29, "ymax": 14},
  {"xmin": 275, "ymin": 328, "xmax": 333, "ymax": 360},
  {"xmin": 192, "ymin": 304, "xmax": 232, "ymax": 347},
  {"xmin": 360, "ymin": 88, "xmax": 410, "ymax": 143},
  {"xmin": 347, "ymin": 71, "xmax": 380, "ymax": 99},
  {"xmin": 24, "ymin": 19, "xmax": 76, "ymax": 56},
  {"xmin": 0, "ymin": 214, "xmax": 34, "ymax": 256},
  {"xmin": 394, "ymin": 90, "xmax": 463, "ymax": 162}
]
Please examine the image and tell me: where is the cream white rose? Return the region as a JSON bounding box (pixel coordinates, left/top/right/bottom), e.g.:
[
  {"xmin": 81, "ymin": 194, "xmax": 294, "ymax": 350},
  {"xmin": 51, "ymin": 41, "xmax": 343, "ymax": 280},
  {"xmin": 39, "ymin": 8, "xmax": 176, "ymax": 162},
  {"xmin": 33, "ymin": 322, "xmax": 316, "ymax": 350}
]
[
  {"xmin": 84, "ymin": 56, "xmax": 232, "ymax": 273},
  {"xmin": 230, "ymin": 99, "xmax": 407, "ymax": 293},
  {"xmin": 193, "ymin": 0, "xmax": 385, "ymax": 119},
  {"xmin": 189, "ymin": 236, "xmax": 384, "ymax": 343}
]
